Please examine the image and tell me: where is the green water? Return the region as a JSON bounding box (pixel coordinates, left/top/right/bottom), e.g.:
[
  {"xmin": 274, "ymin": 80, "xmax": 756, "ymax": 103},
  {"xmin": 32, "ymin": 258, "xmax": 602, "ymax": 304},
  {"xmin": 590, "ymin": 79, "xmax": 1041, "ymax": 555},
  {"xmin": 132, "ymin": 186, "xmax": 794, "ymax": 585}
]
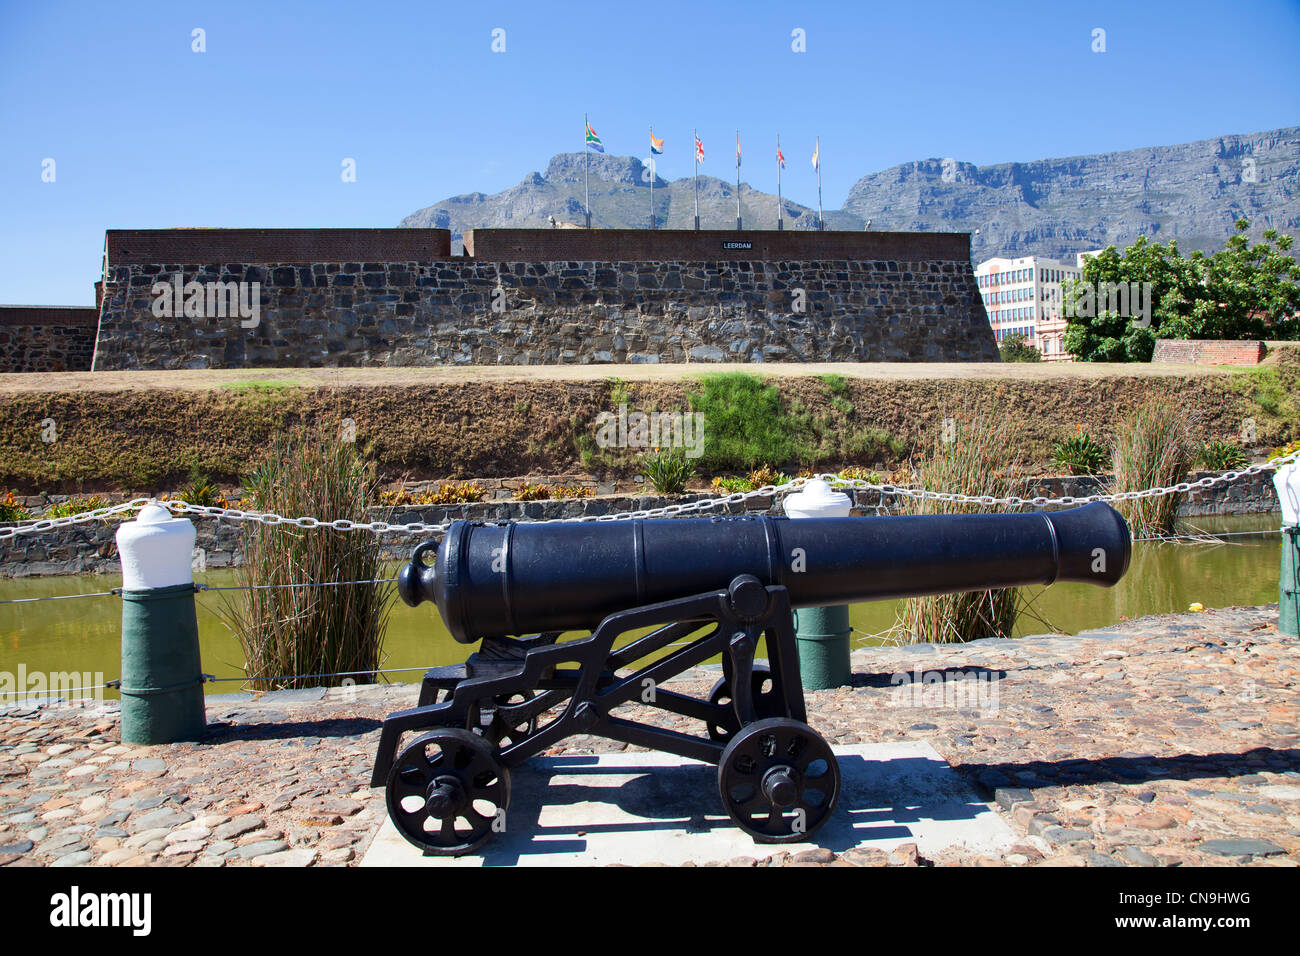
[{"xmin": 0, "ymin": 514, "xmax": 1284, "ymax": 700}]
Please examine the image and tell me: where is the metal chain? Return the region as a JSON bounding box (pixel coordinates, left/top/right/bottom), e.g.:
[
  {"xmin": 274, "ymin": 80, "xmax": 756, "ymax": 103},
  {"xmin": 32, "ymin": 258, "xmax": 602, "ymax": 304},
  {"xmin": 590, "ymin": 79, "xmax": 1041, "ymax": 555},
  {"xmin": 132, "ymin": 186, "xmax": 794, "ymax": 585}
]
[{"xmin": 2, "ymin": 448, "xmax": 1296, "ymax": 542}]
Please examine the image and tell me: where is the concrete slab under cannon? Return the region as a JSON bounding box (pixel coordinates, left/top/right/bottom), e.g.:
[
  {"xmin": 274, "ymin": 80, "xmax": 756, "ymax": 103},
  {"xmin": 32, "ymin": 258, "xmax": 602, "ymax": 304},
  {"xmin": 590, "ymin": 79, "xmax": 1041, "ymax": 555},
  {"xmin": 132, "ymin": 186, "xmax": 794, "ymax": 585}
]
[{"xmin": 361, "ymin": 741, "xmax": 1015, "ymax": 867}]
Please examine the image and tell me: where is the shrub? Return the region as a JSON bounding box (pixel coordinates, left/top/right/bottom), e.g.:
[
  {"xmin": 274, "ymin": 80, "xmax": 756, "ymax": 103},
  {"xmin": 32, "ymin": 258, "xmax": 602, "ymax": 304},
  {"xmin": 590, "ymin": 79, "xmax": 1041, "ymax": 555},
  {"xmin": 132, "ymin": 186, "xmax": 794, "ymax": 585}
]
[
  {"xmin": 1052, "ymin": 428, "xmax": 1109, "ymax": 475},
  {"xmin": 1198, "ymin": 440, "xmax": 1248, "ymax": 471},
  {"xmin": 999, "ymin": 332, "xmax": 1042, "ymax": 362},
  {"xmin": 709, "ymin": 465, "xmax": 790, "ymax": 494},
  {"xmin": 44, "ymin": 496, "xmax": 111, "ymax": 518},
  {"xmin": 513, "ymin": 483, "xmax": 594, "ymax": 501},
  {"xmin": 1109, "ymin": 397, "xmax": 1196, "ymax": 537},
  {"xmin": 642, "ymin": 449, "xmax": 694, "ymax": 494},
  {"xmin": 1268, "ymin": 440, "xmax": 1300, "ymax": 463},
  {"xmin": 0, "ymin": 491, "xmax": 30, "ymax": 522},
  {"xmin": 179, "ymin": 466, "xmax": 228, "ymax": 508},
  {"xmin": 688, "ymin": 373, "xmax": 794, "ymax": 470},
  {"xmin": 218, "ymin": 432, "xmax": 393, "ymax": 690}
]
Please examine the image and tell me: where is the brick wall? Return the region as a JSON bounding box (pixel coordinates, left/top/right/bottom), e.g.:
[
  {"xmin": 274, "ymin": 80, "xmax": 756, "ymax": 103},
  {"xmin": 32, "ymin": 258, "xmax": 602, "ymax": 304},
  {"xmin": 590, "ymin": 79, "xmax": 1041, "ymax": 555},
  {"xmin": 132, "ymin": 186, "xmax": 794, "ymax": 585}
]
[
  {"xmin": 1151, "ymin": 339, "xmax": 1267, "ymax": 366},
  {"xmin": 105, "ymin": 229, "xmax": 452, "ymax": 266},
  {"xmin": 463, "ymin": 228, "xmax": 970, "ymax": 262},
  {"xmin": 0, "ymin": 306, "xmax": 98, "ymax": 373}
]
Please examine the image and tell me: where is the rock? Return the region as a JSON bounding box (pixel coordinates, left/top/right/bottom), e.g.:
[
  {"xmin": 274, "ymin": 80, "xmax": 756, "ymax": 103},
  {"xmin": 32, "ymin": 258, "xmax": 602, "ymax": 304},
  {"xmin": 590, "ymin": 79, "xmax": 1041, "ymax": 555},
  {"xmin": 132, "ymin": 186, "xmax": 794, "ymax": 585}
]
[
  {"xmin": 129, "ymin": 808, "xmax": 193, "ymax": 831},
  {"xmin": 1197, "ymin": 838, "xmax": 1285, "ymax": 858},
  {"xmin": 0, "ymin": 839, "xmax": 34, "ymax": 854},
  {"xmin": 995, "ymin": 788, "xmax": 1034, "ymax": 812},
  {"xmin": 214, "ymin": 816, "xmax": 264, "ymax": 841},
  {"xmin": 791, "ymin": 847, "xmax": 835, "ymax": 864},
  {"xmin": 838, "ymin": 847, "xmax": 888, "ymax": 867},
  {"xmin": 252, "ymin": 847, "xmax": 316, "ymax": 867},
  {"xmin": 887, "ymin": 843, "xmax": 918, "ymax": 866},
  {"xmin": 50, "ymin": 850, "xmax": 93, "ymax": 867},
  {"xmin": 164, "ymin": 841, "xmax": 205, "ymax": 856},
  {"xmin": 230, "ymin": 840, "xmax": 288, "ymax": 860},
  {"xmin": 320, "ymin": 847, "xmax": 354, "ymax": 864},
  {"xmin": 1121, "ymin": 846, "xmax": 1159, "ymax": 866}
]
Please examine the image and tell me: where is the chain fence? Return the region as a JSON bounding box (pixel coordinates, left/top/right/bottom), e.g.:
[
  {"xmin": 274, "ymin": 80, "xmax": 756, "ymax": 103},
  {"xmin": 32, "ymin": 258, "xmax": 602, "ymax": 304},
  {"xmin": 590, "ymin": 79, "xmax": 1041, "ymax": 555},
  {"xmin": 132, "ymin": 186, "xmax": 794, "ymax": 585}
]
[{"xmin": 2, "ymin": 446, "xmax": 1296, "ymax": 544}]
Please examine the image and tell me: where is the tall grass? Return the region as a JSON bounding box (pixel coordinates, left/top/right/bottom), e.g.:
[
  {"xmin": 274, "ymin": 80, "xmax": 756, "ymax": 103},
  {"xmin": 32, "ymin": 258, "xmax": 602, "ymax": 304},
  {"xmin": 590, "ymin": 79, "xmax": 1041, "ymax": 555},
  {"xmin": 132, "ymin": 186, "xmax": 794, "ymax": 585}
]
[
  {"xmin": 220, "ymin": 431, "xmax": 393, "ymax": 690},
  {"xmin": 1109, "ymin": 397, "xmax": 1195, "ymax": 538},
  {"xmin": 893, "ymin": 413, "xmax": 1028, "ymax": 645}
]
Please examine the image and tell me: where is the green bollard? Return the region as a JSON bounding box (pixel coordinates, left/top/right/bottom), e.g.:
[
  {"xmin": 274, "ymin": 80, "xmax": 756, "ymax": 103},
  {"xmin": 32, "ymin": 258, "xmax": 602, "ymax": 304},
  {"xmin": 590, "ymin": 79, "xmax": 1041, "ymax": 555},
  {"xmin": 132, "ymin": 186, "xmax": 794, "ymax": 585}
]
[
  {"xmin": 1274, "ymin": 463, "xmax": 1298, "ymax": 638},
  {"xmin": 792, "ymin": 605, "xmax": 853, "ymax": 690},
  {"xmin": 1281, "ymin": 527, "xmax": 1299, "ymax": 639},
  {"xmin": 116, "ymin": 503, "xmax": 207, "ymax": 744},
  {"xmin": 784, "ymin": 479, "xmax": 854, "ymax": 690}
]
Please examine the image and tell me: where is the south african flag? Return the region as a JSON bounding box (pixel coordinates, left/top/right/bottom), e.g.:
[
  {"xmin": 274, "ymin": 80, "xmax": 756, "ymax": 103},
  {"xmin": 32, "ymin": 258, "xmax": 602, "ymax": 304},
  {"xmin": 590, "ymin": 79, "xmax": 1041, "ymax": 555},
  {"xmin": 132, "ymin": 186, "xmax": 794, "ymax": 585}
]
[{"xmin": 585, "ymin": 120, "xmax": 604, "ymax": 153}]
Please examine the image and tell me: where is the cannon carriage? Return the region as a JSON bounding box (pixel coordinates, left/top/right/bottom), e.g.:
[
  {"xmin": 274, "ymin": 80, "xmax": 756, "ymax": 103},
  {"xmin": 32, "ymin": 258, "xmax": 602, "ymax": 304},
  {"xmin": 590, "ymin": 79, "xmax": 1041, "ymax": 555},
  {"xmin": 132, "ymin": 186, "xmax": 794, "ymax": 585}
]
[{"xmin": 372, "ymin": 503, "xmax": 1131, "ymax": 855}]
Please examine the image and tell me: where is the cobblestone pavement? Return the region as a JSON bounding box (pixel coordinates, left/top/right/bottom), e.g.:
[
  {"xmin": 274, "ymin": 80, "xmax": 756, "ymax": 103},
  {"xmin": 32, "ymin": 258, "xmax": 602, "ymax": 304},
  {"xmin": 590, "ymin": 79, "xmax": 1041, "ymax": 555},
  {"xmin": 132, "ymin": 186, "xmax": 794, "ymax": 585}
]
[{"xmin": 1, "ymin": 605, "xmax": 1296, "ymax": 867}]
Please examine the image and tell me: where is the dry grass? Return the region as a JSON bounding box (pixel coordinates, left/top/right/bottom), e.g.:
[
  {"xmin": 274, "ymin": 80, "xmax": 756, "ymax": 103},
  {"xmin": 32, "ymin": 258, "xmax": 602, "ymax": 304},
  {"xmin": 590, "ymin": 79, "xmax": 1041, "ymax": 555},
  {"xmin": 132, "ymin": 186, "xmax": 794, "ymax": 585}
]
[
  {"xmin": 1109, "ymin": 397, "xmax": 1196, "ymax": 538},
  {"xmin": 892, "ymin": 410, "xmax": 1028, "ymax": 645},
  {"xmin": 217, "ymin": 431, "xmax": 394, "ymax": 690}
]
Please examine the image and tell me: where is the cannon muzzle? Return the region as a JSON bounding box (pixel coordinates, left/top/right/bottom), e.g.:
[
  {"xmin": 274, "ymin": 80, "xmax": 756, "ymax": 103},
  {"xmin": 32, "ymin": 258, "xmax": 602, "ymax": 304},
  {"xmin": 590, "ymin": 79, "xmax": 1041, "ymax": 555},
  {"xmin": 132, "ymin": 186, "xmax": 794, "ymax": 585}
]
[{"xmin": 399, "ymin": 501, "xmax": 1131, "ymax": 644}]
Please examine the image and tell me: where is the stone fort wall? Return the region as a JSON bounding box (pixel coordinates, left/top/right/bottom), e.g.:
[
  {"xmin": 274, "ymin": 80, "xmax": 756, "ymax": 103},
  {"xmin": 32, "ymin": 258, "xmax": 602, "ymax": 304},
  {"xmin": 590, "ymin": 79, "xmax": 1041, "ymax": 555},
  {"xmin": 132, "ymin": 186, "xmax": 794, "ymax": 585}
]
[
  {"xmin": 90, "ymin": 228, "xmax": 998, "ymax": 369},
  {"xmin": 0, "ymin": 307, "xmax": 99, "ymax": 373}
]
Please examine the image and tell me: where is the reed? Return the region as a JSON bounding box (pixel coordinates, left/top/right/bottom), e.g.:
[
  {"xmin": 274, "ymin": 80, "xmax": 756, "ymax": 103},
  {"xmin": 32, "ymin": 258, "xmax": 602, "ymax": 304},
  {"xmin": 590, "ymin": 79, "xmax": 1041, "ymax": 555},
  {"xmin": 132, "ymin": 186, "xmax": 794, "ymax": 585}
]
[
  {"xmin": 893, "ymin": 412, "xmax": 1027, "ymax": 644},
  {"xmin": 219, "ymin": 431, "xmax": 393, "ymax": 690},
  {"xmin": 1109, "ymin": 398, "xmax": 1195, "ymax": 538}
]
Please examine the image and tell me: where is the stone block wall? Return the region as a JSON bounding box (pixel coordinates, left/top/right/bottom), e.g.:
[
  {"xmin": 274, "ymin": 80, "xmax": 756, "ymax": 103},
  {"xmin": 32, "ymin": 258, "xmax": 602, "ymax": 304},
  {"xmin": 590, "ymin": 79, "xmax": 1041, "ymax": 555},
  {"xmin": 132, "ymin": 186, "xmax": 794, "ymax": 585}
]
[
  {"xmin": 89, "ymin": 228, "xmax": 997, "ymax": 369},
  {"xmin": 0, "ymin": 307, "xmax": 98, "ymax": 373}
]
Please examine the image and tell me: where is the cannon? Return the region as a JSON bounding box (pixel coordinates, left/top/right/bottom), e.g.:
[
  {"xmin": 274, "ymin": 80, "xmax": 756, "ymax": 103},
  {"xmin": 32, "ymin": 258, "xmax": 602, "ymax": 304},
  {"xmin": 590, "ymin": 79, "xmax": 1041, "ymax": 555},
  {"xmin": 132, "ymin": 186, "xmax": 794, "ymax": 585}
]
[{"xmin": 372, "ymin": 502, "xmax": 1131, "ymax": 855}]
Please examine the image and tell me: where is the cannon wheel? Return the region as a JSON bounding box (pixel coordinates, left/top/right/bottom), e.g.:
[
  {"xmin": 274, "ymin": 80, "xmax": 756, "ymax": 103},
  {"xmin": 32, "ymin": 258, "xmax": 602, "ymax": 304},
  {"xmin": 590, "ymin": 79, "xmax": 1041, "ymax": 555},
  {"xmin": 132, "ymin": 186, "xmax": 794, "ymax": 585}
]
[
  {"xmin": 479, "ymin": 690, "xmax": 539, "ymax": 748},
  {"xmin": 386, "ymin": 728, "xmax": 510, "ymax": 856},
  {"xmin": 706, "ymin": 664, "xmax": 782, "ymax": 741},
  {"xmin": 717, "ymin": 717, "xmax": 840, "ymax": 843}
]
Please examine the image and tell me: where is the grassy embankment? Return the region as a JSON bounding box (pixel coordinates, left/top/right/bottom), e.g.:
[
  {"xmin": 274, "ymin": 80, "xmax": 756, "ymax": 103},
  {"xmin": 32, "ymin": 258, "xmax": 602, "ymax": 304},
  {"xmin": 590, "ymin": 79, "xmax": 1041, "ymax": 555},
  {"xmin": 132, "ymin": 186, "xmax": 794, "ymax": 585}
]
[{"xmin": 0, "ymin": 353, "xmax": 1297, "ymax": 496}]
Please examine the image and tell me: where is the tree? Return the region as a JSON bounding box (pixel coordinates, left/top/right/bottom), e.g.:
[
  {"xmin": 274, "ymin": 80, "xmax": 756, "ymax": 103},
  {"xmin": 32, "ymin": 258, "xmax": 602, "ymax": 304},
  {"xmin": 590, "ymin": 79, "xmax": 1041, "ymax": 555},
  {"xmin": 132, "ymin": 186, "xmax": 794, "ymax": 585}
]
[
  {"xmin": 1063, "ymin": 220, "xmax": 1300, "ymax": 362},
  {"xmin": 999, "ymin": 332, "xmax": 1041, "ymax": 362}
]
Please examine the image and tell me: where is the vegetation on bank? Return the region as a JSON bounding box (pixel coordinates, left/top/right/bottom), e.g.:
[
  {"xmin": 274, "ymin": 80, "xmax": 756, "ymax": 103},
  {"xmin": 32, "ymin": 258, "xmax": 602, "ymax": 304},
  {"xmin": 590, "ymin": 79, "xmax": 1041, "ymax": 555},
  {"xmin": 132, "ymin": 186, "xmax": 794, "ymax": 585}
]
[
  {"xmin": 216, "ymin": 432, "xmax": 392, "ymax": 690},
  {"xmin": 0, "ymin": 353, "xmax": 1296, "ymax": 495},
  {"xmin": 1063, "ymin": 219, "xmax": 1300, "ymax": 362},
  {"xmin": 891, "ymin": 412, "xmax": 1029, "ymax": 644}
]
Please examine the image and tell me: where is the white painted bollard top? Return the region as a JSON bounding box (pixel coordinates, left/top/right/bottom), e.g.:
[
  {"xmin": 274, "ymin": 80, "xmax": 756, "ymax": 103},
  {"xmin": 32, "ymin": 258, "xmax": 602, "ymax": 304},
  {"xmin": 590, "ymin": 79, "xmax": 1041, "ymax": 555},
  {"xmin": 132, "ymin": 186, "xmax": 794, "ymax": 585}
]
[
  {"xmin": 1276, "ymin": 463, "xmax": 1299, "ymax": 529},
  {"xmin": 784, "ymin": 479, "xmax": 852, "ymax": 520},
  {"xmin": 116, "ymin": 503, "xmax": 197, "ymax": 591}
]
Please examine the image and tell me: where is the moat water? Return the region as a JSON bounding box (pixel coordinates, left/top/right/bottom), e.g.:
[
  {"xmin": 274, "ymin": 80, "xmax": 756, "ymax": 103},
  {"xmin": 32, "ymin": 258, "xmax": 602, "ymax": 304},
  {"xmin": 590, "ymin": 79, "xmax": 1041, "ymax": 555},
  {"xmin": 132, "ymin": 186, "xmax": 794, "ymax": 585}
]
[{"xmin": 0, "ymin": 514, "xmax": 1284, "ymax": 701}]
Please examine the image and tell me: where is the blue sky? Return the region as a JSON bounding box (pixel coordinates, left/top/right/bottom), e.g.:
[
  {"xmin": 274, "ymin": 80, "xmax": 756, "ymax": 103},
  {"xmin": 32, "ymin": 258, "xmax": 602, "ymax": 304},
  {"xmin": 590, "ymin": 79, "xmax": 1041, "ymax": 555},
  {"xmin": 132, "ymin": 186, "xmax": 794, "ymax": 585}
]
[{"xmin": 2, "ymin": 0, "xmax": 1297, "ymax": 305}]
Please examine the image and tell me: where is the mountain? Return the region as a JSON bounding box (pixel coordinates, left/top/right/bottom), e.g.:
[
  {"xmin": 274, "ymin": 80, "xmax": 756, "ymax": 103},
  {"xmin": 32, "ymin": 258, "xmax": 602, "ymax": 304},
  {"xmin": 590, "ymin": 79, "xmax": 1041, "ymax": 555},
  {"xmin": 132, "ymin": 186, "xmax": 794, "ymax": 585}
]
[{"xmin": 400, "ymin": 127, "xmax": 1300, "ymax": 262}]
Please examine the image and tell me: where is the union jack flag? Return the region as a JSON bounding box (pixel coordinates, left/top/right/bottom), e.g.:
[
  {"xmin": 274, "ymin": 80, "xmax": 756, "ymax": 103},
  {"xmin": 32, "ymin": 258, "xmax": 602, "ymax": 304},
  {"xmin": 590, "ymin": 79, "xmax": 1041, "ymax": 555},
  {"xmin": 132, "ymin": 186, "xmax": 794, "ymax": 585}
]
[
  {"xmin": 695, "ymin": 136, "xmax": 704, "ymax": 163},
  {"xmin": 777, "ymin": 147, "xmax": 786, "ymax": 169}
]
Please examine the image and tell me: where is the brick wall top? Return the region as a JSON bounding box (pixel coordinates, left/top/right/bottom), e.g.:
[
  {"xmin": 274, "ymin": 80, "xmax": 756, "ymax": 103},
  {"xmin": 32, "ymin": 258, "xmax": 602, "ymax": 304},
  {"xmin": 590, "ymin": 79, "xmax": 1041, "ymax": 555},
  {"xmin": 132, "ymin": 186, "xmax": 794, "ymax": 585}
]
[
  {"xmin": 104, "ymin": 229, "xmax": 453, "ymax": 266},
  {"xmin": 463, "ymin": 228, "xmax": 972, "ymax": 262},
  {"xmin": 1152, "ymin": 339, "xmax": 1267, "ymax": 366},
  {"xmin": 0, "ymin": 306, "xmax": 99, "ymax": 327}
]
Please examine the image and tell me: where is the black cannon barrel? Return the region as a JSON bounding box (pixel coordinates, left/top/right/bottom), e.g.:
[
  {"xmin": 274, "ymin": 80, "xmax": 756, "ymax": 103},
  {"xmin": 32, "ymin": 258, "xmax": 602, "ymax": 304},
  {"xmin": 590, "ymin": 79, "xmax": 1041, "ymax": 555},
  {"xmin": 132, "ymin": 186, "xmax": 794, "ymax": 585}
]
[{"xmin": 399, "ymin": 502, "xmax": 1131, "ymax": 644}]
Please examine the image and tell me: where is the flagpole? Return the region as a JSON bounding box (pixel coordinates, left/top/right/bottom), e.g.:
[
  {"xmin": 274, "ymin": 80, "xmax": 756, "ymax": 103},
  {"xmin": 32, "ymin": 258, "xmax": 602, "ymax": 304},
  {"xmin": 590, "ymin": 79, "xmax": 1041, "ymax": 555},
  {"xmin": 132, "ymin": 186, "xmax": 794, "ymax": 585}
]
[
  {"xmin": 584, "ymin": 113, "xmax": 591, "ymax": 228},
  {"xmin": 777, "ymin": 133, "xmax": 783, "ymax": 232},
  {"xmin": 693, "ymin": 128, "xmax": 699, "ymax": 231},
  {"xmin": 816, "ymin": 136, "xmax": 824, "ymax": 232},
  {"xmin": 735, "ymin": 130, "xmax": 742, "ymax": 230},
  {"xmin": 648, "ymin": 125, "xmax": 654, "ymax": 231}
]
